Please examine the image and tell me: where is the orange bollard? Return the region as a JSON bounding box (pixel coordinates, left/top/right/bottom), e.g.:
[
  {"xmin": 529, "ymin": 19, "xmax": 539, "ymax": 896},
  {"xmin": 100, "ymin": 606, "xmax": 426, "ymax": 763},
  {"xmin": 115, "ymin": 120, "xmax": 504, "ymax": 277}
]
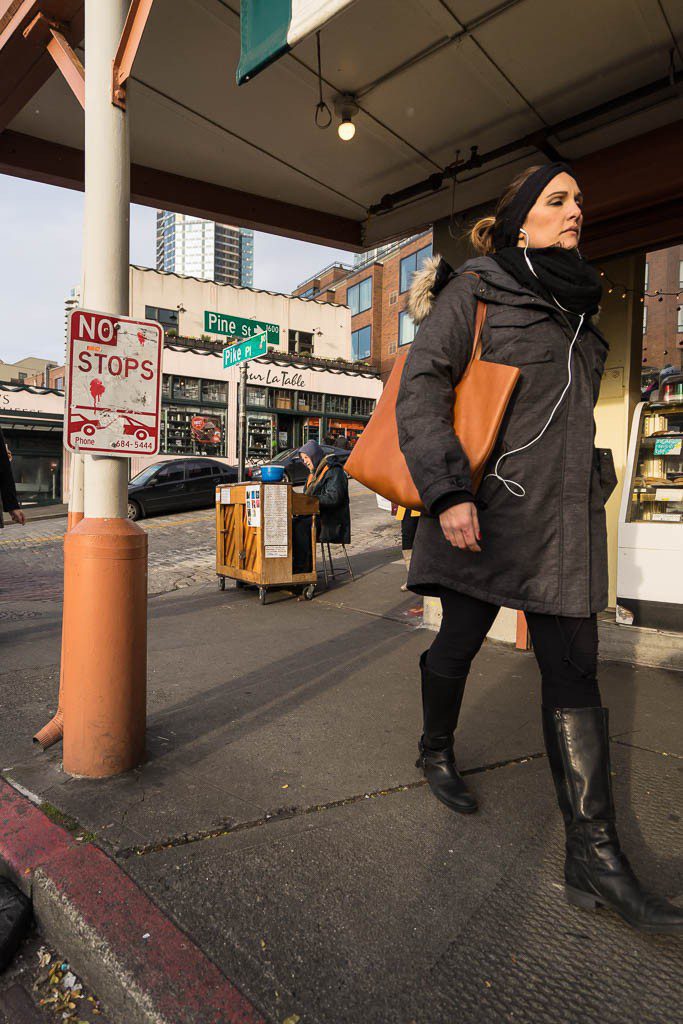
[
  {"xmin": 33, "ymin": 510, "xmax": 85, "ymax": 749},
  {"xmin": 62, "ymin": 517, "xmax": 148, "ymax": 777}
]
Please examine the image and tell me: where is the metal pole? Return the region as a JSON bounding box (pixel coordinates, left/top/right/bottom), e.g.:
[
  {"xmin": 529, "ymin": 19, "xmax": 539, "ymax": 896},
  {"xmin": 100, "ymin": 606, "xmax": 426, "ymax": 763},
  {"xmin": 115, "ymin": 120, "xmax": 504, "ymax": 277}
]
[
  {"xmin": 62, "ymin": 0, "xmax": 147, "ymax": 778},
  {"xmin": 82, "ymin": 0, "xmax": 129, "ymax": 517},
  {"xmin": 238, "ymin": 360, "xmax": 248, "ymax": 481}
]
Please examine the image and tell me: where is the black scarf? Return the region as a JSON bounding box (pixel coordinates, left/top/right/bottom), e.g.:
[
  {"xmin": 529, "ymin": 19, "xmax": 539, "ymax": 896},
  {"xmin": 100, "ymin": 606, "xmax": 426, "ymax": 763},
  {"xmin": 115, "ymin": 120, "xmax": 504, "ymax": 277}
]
[{"xmin": 493, "ymin": 246, "xmax": 602, "ymax": 317}]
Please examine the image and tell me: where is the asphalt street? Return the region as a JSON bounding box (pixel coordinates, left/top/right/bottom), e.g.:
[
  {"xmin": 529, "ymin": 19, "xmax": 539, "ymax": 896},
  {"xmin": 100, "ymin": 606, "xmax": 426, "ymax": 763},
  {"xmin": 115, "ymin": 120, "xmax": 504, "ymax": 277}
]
[{"xmin": 0, "ymin": 481, "xmax": 398, "ymax": 602}]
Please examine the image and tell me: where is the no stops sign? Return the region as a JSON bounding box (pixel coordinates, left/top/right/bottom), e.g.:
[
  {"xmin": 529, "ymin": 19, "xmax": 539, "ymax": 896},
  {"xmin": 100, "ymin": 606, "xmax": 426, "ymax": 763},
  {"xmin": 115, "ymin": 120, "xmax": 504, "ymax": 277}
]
[{"xmin": 66, "ymin": 309, "xmax": 163, "ymax": 455}]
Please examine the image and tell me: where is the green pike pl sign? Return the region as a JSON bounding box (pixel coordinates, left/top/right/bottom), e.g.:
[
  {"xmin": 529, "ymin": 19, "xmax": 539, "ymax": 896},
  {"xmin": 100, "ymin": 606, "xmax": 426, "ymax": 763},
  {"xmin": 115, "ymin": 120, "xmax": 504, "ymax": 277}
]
[
  {"xmin": 205, "ymin": 310, "xmax": 280, "ymax": 345},
  {"xmin": 223, "ymin": 332, "xmax": 268, "ymax": 368}
]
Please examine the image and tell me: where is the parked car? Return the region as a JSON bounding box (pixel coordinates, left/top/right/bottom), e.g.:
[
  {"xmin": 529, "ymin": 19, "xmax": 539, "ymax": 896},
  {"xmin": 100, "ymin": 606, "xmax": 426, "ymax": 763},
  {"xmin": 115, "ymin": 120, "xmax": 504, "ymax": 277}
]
[
  {"xmin": 248, "ymin": 444, "xmax": 351, "ymax": 486},
  {"xmin": 127, "ymin": 458, "xmax": 238, "ymax": 521}
]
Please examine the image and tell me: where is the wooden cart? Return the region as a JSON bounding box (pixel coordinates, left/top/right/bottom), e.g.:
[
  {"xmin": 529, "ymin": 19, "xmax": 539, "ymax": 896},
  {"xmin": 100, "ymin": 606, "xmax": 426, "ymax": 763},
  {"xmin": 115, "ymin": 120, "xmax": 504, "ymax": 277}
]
[{"xmin": 215, "ymin": 482, "xmax": 319, "ymax": 604}]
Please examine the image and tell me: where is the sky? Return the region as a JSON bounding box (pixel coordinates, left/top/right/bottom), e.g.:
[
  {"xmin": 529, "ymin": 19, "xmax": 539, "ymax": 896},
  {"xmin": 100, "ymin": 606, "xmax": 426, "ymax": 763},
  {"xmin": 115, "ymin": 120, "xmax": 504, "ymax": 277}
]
[{"xmin": 0, "ymin": 175, "xmax": 355, "ymax": 366}]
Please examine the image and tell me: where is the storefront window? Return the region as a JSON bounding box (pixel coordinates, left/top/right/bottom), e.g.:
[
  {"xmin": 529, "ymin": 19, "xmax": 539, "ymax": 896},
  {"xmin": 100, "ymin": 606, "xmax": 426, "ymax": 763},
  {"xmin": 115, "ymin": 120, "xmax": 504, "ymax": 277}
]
[
  {"xmin": 296, "ymin": 391, "xmax": 323, "ymax": 412},
  {"xmin": 172, "ymin": 376, "xmax": 201, "ymax": 401},
  {"xmin": 351, "ymin": 397, "xmax": 375, "ymax": 417},
  {"xmin": 1, "ymin": 428, "xmax": 63, "ymax": 506},
  {"xmin": 247, "ymin": 414, "xmax": 275, "ymax": 461},
  {"xmin": 247, "ymin": 386, "xmax": 268, "ymax": 407},
  {"xmin": 163, "ymin": 406, "xmax": 226, "ymax": 456},
  {"xmin": 326, "ymin": 394, "xmax": 351, "ymax": 415},
  {"xmin": 201, "ymin": 379, "xmax": 227, "ymax": 403},
  {"xmin": 274, "ymin": 389, "xmax": 294, "ymax": 410}
]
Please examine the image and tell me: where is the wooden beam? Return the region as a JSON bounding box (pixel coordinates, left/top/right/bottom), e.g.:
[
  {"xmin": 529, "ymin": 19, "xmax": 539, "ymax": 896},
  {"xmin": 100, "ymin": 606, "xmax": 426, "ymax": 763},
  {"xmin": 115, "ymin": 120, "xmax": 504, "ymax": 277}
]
[{"xmin": 0, "ymin": 129, "xmax": 365, "ymax": 249}]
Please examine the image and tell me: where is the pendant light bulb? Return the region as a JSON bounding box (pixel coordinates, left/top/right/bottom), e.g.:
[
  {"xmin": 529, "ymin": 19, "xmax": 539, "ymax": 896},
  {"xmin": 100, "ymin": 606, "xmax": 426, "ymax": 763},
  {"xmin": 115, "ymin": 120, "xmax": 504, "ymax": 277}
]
[
  {"xmin": 338, "ymin": 117, "xmax": 356, "ymax": 141},
  {"xmin": 334, "ymin": 94, "xmax": 359, "ymax": 142}
]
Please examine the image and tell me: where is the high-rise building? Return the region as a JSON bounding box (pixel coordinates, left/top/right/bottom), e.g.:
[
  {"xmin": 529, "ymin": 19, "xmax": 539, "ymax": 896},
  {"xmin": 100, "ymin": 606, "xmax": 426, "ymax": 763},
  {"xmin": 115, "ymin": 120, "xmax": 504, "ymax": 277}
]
[
  {"xmin": 156, "ymin": 212, "xmax": 254, "ymax": 286},
  {"xmin": 64, "ymin": 285, "xmax": 81, "ymax": 338}
]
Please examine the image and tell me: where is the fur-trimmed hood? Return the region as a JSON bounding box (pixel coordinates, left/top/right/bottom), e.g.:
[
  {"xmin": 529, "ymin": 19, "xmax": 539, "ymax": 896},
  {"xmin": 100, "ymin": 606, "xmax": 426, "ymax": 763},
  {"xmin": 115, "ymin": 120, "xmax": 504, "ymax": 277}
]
[{"xmin": 407, "ymin": 256, "xmax": 444, "ymax": 325}]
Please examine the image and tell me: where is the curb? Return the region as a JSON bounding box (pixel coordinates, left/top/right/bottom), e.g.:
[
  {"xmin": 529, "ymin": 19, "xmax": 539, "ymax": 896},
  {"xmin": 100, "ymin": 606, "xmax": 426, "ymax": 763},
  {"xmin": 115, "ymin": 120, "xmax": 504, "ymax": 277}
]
[{"xmin": 0, "ymin": 780, "xmax": 266, "ymax": 1024}]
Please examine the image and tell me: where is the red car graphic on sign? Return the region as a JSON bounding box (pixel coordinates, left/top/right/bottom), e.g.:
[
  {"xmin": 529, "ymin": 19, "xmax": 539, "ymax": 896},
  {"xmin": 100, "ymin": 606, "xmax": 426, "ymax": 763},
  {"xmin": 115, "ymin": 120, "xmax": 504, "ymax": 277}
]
[
  {"xmin": 120, "ymin": 415, "xmax": 155, "ymax": 441},
  {"xmin": 68, "ymin": 413, "xmax": 101, "ymax": 441}
]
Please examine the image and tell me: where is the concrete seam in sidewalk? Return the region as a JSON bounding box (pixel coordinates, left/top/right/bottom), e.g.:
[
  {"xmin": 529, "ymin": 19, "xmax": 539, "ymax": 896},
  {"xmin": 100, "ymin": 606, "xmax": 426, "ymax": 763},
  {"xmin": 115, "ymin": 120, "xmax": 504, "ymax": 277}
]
[
  {"xmin": 0, "ymin": 779, "xmax": 266, "ymax": 1024},
  {"xmin": 116, "ymin": 751, "xmax": 548, "ymax": 860}
]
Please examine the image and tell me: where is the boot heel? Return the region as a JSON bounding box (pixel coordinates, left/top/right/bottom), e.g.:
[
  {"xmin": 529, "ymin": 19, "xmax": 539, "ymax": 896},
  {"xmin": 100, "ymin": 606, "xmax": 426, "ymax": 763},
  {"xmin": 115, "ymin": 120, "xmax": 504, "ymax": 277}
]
[
  {"xmin": 565, "ymin": 885, "xmax": 601, "ymax": 910},
  {"xmin": 415, "ymin": 756, "xmax": 423, "ymax": 769}
]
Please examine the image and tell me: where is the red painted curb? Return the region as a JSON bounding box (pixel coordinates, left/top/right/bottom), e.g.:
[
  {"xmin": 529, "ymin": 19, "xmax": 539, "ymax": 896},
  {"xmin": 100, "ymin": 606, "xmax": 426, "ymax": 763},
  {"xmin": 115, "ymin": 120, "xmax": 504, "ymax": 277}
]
[
  {"xmin": 0, "ymin": 780, "xmax": 265, "ymax": 1024},
  {"xmin": 0, "ymin": 782, "xmax": 72, "ymax": 891}
]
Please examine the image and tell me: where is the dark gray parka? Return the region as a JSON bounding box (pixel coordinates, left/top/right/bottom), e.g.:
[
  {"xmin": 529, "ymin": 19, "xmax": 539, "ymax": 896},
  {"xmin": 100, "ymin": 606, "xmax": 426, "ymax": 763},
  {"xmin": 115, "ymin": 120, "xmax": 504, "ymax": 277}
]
[{"xmin": 396, "ymin": 256, "xmax": 617, "ymax": 617}]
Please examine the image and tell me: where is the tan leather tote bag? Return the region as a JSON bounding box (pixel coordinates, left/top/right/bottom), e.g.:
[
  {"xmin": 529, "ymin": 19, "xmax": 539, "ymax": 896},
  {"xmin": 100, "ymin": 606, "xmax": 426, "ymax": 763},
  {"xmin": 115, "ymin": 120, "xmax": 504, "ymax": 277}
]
[{"xmin": 345, "ymin": 297, "xmax": 520, "ymax": 512}]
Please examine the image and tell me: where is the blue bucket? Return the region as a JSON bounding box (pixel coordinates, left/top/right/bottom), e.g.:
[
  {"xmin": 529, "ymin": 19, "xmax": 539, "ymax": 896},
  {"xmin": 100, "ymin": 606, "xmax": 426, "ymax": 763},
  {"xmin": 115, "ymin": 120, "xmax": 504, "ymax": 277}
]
[{"xmin": 260, "ymin": 464, "xmax": 285, "ymax": 482}]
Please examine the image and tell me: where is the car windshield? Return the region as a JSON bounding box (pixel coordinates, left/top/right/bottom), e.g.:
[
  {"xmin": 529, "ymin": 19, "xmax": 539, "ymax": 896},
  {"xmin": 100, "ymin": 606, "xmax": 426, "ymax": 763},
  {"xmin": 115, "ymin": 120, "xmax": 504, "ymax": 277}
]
[
  {"xmin": 273, "ymin": 449, "xmax": 297, "ymax": 462},
  {"xmin": 129, "ymin": 464, "xmax": 162, "ymax": 485}
]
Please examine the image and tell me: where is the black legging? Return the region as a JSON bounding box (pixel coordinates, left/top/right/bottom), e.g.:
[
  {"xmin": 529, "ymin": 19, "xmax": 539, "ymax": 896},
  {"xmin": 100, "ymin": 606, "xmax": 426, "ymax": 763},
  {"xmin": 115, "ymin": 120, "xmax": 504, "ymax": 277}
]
[
  {"xmin": 428, "ymin": 588, "xmax": 601, "ymax": 710},
  {"xmin": 401, "ymin": 513, "xmax": 419, "ymax": 552}
]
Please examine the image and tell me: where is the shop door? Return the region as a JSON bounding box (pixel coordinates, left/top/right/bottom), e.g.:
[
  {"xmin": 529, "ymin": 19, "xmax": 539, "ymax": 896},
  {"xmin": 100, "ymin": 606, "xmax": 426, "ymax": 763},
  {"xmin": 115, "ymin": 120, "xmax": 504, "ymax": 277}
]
[{"xmin": 276, "ymin": 415, "xmax": 297, "ymax": 452}]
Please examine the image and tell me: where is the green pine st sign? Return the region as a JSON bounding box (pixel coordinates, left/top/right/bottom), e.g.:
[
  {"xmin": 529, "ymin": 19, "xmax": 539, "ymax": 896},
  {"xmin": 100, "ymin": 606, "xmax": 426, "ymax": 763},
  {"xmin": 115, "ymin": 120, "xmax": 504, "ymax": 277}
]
[{"xmin": 204, "ymin": 310, "xmax": 280, "ymax": 345}]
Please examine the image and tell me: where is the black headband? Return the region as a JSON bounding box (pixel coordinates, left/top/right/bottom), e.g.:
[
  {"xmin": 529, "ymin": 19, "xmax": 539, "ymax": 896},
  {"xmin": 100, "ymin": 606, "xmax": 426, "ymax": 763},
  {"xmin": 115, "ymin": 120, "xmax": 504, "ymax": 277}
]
[{"xmin": 492, "ymin": 162, "xmax": 576, "ymax": 252}]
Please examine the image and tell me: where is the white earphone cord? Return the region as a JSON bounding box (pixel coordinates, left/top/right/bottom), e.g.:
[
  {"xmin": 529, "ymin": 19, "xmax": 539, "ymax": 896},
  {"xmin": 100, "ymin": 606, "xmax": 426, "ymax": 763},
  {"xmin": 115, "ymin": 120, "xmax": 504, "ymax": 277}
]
[{"xmin": 484, "ymin": 228, "xmax": 585, "ymax": 498}]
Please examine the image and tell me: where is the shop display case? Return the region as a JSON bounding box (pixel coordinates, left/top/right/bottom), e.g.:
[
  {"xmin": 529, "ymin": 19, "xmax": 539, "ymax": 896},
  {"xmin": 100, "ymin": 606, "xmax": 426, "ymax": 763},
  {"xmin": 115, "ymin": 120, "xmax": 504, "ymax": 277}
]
[
  {"xmin": 617, "ymin": 398, "xmax": 683, "ymax": 631},
  {"xmin": 246, "ymin": 413, "xmax": 274, "ymax": 461}
]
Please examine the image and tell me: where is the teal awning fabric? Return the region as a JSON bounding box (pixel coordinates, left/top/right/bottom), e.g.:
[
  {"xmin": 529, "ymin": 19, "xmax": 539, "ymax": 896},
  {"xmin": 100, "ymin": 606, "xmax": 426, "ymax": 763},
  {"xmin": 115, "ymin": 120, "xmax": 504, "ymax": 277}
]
[
  {"xmin": 237, "ymin": 0, "xmax": 292, "ymax": 85},
  {"xmin": 238, "ymin": 0, "xmax": 358, "ymax": 85}
]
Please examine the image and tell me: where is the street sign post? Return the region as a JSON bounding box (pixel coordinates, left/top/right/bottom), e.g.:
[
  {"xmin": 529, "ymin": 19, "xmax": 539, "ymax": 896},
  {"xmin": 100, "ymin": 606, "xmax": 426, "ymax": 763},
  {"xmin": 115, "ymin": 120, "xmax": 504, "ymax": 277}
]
[
  {"xmin": 221, "ymin": 331, "xmax": 269, "ymax": 480},
  {"xmin": 66, "ymin": 309, "xmax": 163, "ymax": 455},
  {"xmin": 222, "ymin": 332, "xmax": 268, "ymax": 368},
  {"xmin": 206, "ymin": 311, "xmax": 279, "ymax": 346}
]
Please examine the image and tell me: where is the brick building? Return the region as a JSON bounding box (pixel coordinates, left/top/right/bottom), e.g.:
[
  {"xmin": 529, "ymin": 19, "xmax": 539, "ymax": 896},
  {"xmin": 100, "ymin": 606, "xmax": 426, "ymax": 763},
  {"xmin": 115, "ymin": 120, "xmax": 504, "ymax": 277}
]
[
  {"xmin": 642, "ymin": 244, "xmax": 683, "ymax": 375},
  {"xmin": 293, "ymin": 231, "xmax": 433, "ymax": 380}
]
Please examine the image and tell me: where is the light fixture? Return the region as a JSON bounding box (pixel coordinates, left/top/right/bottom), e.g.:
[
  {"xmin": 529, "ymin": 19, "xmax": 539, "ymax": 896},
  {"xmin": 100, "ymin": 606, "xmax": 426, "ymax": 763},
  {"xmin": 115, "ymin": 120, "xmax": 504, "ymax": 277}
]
[
  {"xmin": 334, "ymin": 94, "xmax": 359, "ymax": 142},
  {"xmin": 338, "ymin": 117, "xmax": 355, "ymax": 141}
]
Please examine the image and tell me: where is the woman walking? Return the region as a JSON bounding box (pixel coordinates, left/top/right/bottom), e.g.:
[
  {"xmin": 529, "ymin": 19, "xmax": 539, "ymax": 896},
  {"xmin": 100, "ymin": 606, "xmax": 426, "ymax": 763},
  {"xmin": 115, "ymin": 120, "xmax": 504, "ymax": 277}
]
[{"xmin": 396, "ymin": 163, "xmax": 682, "ymax": 934}]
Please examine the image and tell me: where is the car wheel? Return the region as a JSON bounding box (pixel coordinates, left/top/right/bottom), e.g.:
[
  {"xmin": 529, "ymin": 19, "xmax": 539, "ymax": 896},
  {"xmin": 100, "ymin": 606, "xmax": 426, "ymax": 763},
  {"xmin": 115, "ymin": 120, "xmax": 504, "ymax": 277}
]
[
  {"xmin": 127, "ymin": 499, "xmax": 142, "ymax": 521},
  {"xmin": 83, "ymin": 424, "xmax": 96, "ymax": 437},
  {"xmin": 135, "ymin": 429, "xmax": 148, "ymax": 441}
]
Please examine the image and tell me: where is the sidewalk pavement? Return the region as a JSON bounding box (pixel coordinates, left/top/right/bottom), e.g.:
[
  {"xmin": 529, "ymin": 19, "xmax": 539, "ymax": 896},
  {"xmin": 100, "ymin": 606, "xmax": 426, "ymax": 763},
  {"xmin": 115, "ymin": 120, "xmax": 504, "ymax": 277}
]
[{"xmin": 0, "ymin": 548, "xmax": 681, "ymax": 1023}]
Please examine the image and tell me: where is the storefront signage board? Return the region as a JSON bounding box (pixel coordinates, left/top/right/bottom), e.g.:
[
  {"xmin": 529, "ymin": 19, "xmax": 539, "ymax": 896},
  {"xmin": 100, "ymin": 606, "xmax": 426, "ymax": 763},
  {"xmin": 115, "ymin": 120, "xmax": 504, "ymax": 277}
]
[
  {"xmin": 66, "ymin": 309, "xmax": 163, "ymax": 455},
  {"xmin": 223, "ymin": 333, "xmax": 268, "ymax": 368},
  {"xmin": 205, "ymin": 311, "xmax": 279, "ymax": 346}
]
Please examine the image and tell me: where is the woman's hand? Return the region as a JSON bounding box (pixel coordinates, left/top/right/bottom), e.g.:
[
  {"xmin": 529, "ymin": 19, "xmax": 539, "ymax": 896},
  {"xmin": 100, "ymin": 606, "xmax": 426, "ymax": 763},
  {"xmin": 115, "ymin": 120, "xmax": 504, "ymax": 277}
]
[{"xmin": 439, "ymin": 502, "xmax": 481, "ymax": 552}]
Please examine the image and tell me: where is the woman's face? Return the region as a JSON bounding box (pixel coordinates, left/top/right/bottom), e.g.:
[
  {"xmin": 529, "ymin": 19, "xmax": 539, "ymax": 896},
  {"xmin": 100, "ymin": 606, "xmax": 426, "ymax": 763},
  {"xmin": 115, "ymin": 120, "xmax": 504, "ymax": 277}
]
[
  {"xmin": 518, "ymin": 172, "xmax": 583, "ymax": 249},
  {"xmin": 301, "ymin": 453, "xmax": 314, "ymax": 472}
]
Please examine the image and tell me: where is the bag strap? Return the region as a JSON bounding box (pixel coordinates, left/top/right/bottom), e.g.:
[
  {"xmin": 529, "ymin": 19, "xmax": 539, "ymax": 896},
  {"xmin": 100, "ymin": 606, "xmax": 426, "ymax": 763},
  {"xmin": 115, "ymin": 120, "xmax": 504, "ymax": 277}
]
[{"xmin": 461, "ymin": 271, "xmax": 487, "ymax": 372}]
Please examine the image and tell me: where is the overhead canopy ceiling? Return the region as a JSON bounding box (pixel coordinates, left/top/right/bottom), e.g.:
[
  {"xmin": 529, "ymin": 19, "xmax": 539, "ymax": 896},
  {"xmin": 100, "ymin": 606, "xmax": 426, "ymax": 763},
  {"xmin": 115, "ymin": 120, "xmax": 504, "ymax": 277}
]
[{"xmin": 1, "ymin": 0, "xmax": 682, "ymax": 253}]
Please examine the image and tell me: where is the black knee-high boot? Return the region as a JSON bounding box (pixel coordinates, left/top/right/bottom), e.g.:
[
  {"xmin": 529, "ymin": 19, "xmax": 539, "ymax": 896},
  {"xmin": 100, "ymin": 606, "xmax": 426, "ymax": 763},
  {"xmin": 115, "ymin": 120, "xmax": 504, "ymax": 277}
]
[
  {"xmin": 415, "ymin": 652, "xmax": 477, "ymax": 814},
  {"xmin": 542, "ymin": 706, "xmax": 683, "ymax": 934}
]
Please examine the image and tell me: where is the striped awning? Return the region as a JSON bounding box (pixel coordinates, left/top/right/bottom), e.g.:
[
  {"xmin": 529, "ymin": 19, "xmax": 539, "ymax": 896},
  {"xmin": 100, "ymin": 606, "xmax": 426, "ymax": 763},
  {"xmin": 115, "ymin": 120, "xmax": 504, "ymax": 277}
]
[{"xmin": 237, "ymin": 0, "xmax": 357, "ymax": 85}]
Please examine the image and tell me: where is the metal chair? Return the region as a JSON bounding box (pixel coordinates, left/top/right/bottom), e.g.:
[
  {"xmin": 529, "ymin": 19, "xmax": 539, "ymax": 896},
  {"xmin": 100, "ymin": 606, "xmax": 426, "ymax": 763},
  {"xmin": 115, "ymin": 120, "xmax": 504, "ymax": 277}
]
[{"xmin": 319, "ymin": 541, "xmax": 354, "ymax": 587}]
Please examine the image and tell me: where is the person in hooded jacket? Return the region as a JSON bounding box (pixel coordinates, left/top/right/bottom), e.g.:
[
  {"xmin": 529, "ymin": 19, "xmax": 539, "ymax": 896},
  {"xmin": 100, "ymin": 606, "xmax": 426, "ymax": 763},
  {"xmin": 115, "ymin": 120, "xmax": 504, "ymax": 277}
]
[
  {"xmin": 0, "ymin": 426, "xmax": 25, "ymax": 529},
  {"xmin": 300, "ymin": 439, "xmax": 351, "ymax": 545},
  {"xmin": 396, "ymin": 163, "xmax": 682, "ymax": 935}
]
